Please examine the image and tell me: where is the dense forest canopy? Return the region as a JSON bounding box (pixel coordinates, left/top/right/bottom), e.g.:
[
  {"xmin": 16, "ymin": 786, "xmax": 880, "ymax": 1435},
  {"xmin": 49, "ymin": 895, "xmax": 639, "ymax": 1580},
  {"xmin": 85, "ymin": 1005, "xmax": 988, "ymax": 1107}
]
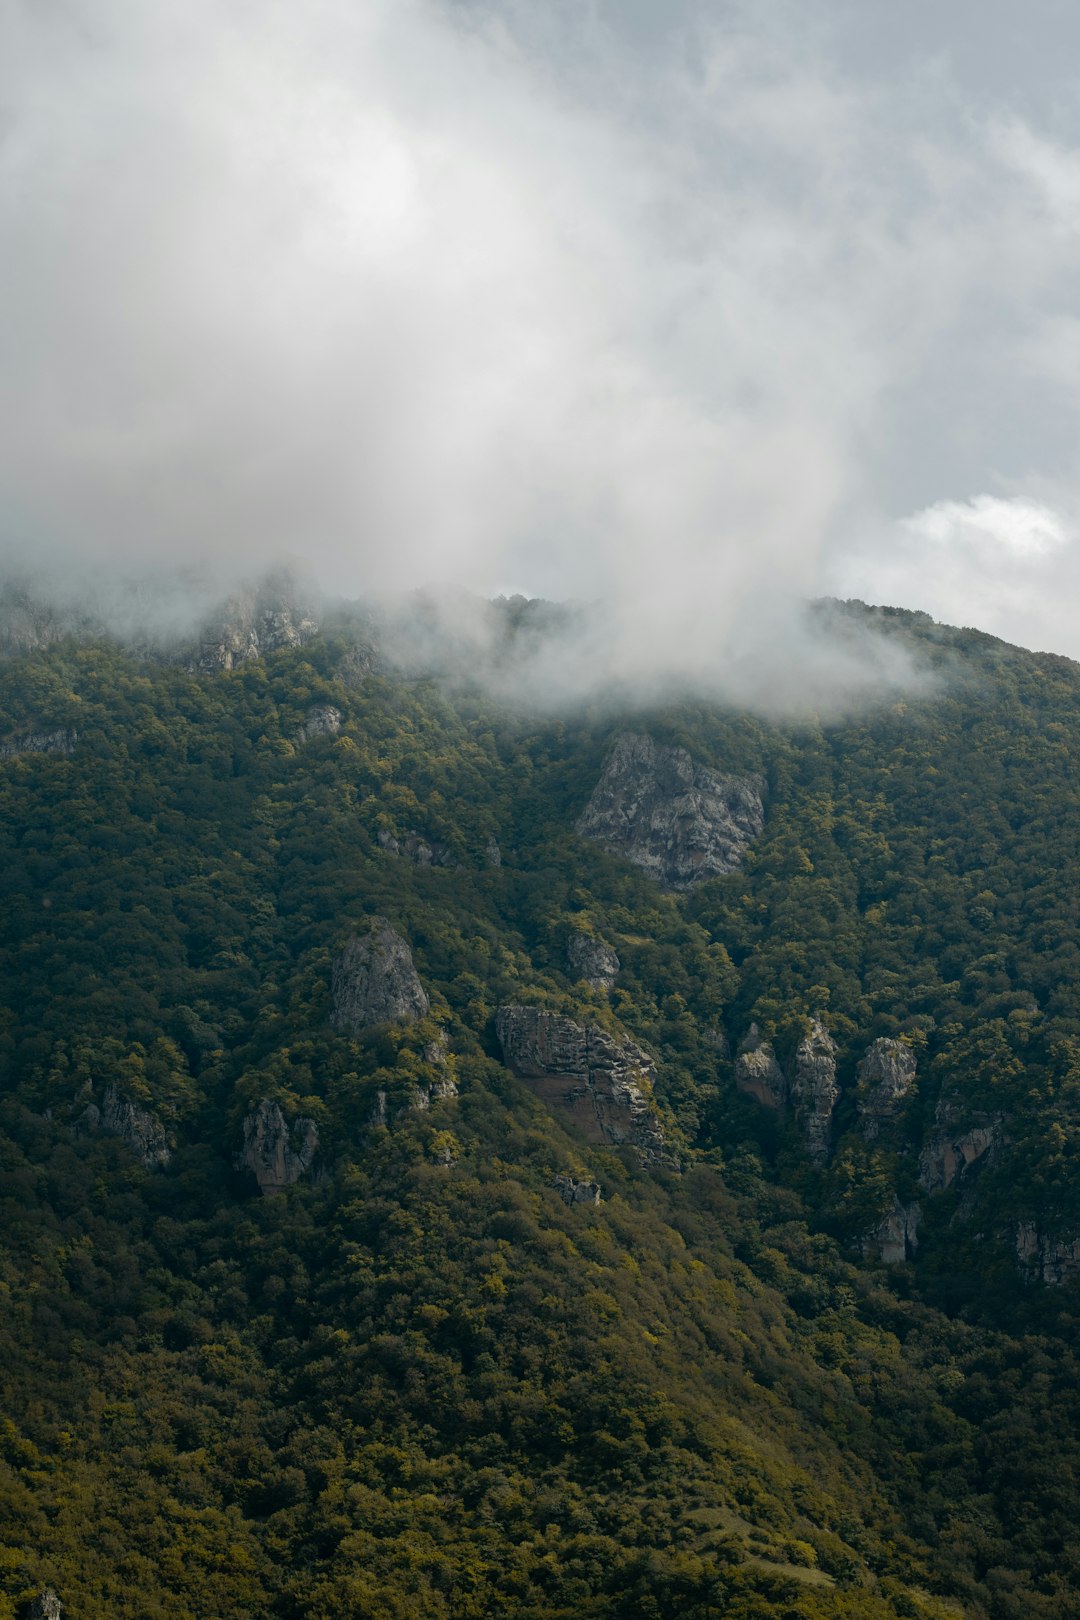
[{"xmin": 4, "ymin": 594, "xmax": 1080, "ymax": 1617}]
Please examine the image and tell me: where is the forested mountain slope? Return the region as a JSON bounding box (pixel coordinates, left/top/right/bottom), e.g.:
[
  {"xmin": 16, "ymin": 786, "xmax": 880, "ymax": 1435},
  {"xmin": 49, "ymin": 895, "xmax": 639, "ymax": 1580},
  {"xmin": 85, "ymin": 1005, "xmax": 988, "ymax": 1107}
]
[{"xmin": 3, "ymin": 596, "xmax": 1080, "ymax": 1617}]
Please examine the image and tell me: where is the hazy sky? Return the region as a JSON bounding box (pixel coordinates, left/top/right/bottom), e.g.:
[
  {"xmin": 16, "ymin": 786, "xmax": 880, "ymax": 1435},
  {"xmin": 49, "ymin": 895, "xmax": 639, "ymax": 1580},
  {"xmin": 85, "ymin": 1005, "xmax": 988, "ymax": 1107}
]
[{"xmin": 4, "ymin": 0, "xmax": 1080, "ymax": 660}]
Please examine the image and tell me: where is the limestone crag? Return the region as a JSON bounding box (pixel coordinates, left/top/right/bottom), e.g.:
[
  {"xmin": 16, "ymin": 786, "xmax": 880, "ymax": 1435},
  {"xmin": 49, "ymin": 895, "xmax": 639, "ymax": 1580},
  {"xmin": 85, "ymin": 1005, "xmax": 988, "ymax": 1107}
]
[
  {"xmin": 791, "ymin": 1019, "xmax": 839, "ymax": 1161},
  {"xmin": 377, "ymin": 829, "xmax": 455, "ymax": 868},
  {"xmin": 919, "ymin": 1100, "xmax": 1000, "ymax": 1191},
  {"xmin": 25, "ymin": 1591, "xmax": 64, "ymax": 1620},
  {"xmin": 196, "ymin": 575, "xmax": 320, "ymax": 673},
  {"xmin": 332, "ymin": 923, "xmax": 430, "ymax": 1030},
  {"xmin": 862, "ymin": 1198, "xmax": 921, "ymax": 1265},
  {"xmin": 235, "ymin": 1099, "xmax": 319, "ymax": 1196},
  {"xmin": 857, "ymin": 1038, "xmax": 917, "ymax": 1140},
  {"xmin": 485, "ymin": 836, "xmax": 502, "ymax": 868},
  {"xmin": 296, "ymin": 705, "xmax": 342, "ymax": 745},
  {"xmin": 0, "ymin": 728, "xmax": 77, "ymax": 759},
  {"xmin": 576, "ymin": 732, "xmax": 765, "ymax": 890},
  {"xmin": 567, "ymin": 932, "xmax": 620, "ymax": 992},
  {"xmin": 495, "ymin": 1006, "xmax": 668, "ymax": 1163},
  {"xmin": 734, "ymin": 1025, "xmax": 786, "ymax": 1110},
  {"xmin": 1016, "ymin": 1222, "xmax": 1080, "ymax": 1285},
  {"xmin": 80, "ymin": 1084, "xmax": 170, "ymax": 1170},
  {"xmin": 412, "ymin": 1073, "xmax": 459, "ymax": 1111},
  {"xmin": 553, "ymin": 1174, "xmax": 602, "ymax": 1206}
]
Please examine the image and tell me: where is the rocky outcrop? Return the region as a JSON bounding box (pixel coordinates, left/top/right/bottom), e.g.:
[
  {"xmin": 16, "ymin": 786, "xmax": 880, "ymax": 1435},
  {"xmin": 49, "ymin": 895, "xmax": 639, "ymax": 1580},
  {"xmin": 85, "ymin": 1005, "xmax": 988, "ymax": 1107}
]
[
  {"xmin": 0, "ymin": 728, "xmax": 77, "ymax": 759},
  {"xmin": 332, "ymin": 923, "xmax": 429, "ymax": 1031},
  {"xmin": 235, "ymin": 1099, "xmax": 319, "ymax": 1196},
  {"xmin": 496, "ymin": 1006, "xmax": 668, "ymax": 1164},
  {"xmin": 411, "ymin": 1072, "xmax": 459, "ymax": 1111},
  {"xmin": 377, "ymin": 829, "xmax": 455, "ymax": 868},
  {"xmin": 576, "ymin": 732, "xmax": 765, "ymax": 890},
  {"xmin": 567, "ymin": 932, "xmax": 620, "ymax": 992},
  {"xmin": 1016, "ymin": 1222, "xmax": 1080, "ymax": 1286},
  {"xmin": 195, "ymin": 574, "xmax": 320, "ymax": 673},
  {"xmin": 919, "ymin": 1100, "xmax": 1000, "ymax": 1191},
  {"xmin": 295, "ymin": 705, "xmax": 342, "ymax": 745},
  {"xmin": 24, "ymin": 1591, "xmax": 64, "ymax": 1620},
  {"xmin": 862, "ymin": 1198, "xmax": 921, "ymax": 1265},
  {"xmin": 485, "ymin": 836, "xmax": 502, "ymax": 868},
  {"xmin": 553, "ymin": 1174, "xmax": 602, "ymax": 1206},
  {"xmin": 857, "ymin": 1038, "xmax": 917, "ymax": 1140},
  {"xmin": 734, "ymin": 1025, "xmax": 786, "ymax": 1110},
  {"xmin": 791, "ymin": 1019, "xmax": 839, "ymax": 1161},
  {"xmin": 80, "ymin": 1084, "xmax": 170, "ymax": 1169}
]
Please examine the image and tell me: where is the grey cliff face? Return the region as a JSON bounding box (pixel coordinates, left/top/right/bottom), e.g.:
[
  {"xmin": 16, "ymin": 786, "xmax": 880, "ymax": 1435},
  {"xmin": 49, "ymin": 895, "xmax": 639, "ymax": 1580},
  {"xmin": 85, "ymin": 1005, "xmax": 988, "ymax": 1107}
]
[
  {"xmin": 80, "ymin": 1084, "xmax": 170, "ymax": 1169},
  {"xmin": 196, "ymin": 577, "xmax": 320, "ymax": 673},
  {"xmin": 1016, "ymin": 1222, "xmax": 1080, "ymax": 1286},
  {"xmin": 566, "ymin": 932, "xmax": 620, "ymax": 992},
  {"xmin": 25, "ymin": 1590, "xmax": 64, "ymax": 1620},
  {"xmin": 495, "ymin": 1005, "xmax": 669, "ymax": 1164},
  {"xmin": 576, "ymin": 732, "xmax": 765, "ymax": 891},
  {"xmin": 553, "ymin": 1173, "xmax": 602, "ymax": 1206},
  {"xmin": 377, "ymin": 828, "xmax": 455, "ymax": 868},
  {"xmin": 296, "ymin": 705, "xmax": 342, "ymax": 745},
  {"xmin": 857, "ymin": 1038, "xmax": 917, "ymax": 1140},
  {"xmin": 734, "ymin": 1024, "xmax": 786, "ymax": 1110},
  {"xmin": 863, "ymin": 1198, "xmax": 921, "ymax": 1265},
  {"xmin": 235, "ymin": 1099, "xmax": 319, "ymax": 1196},
  {"xmin": 791, "ymin": 1018, "xmax": 839, "ymax": 1161},
  {"xmin": 484, "ymin": 836, "xmax": 502, "ymax": 868},
  {"xmin": 332, "ymin": 923, "xmax": 430, "ymax": 1031},
  {"xmin": 919, "ymin": 1099, "xmax": 1000, "ymax": 1191},
  {"xmin": 0, "ymin": 728, "xmax": 77, "ymax": 760}
]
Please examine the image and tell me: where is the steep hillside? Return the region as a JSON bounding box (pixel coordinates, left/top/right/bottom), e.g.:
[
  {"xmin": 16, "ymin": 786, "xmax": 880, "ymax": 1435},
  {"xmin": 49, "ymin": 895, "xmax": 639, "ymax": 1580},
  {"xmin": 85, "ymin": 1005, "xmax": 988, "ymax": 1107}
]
[{"xmin": 3, "ymin": 598, "xmax": 1080, "ymax": 1616}]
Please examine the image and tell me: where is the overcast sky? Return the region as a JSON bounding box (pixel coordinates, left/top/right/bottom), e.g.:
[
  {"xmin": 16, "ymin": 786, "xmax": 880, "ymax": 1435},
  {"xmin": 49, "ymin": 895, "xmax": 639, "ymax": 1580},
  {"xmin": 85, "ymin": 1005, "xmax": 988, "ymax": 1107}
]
[{"xmin": 4, "ymin": 0, "xmax": 1080, "ymax": 662}]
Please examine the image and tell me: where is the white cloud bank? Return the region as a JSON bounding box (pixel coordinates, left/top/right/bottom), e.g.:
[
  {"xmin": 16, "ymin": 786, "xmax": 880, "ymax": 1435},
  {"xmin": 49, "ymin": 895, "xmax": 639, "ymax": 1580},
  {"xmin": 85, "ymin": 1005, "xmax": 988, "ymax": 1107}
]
[{"xmin": 5, "ymin": 0, "xmax": 1080, "ymax": 672}]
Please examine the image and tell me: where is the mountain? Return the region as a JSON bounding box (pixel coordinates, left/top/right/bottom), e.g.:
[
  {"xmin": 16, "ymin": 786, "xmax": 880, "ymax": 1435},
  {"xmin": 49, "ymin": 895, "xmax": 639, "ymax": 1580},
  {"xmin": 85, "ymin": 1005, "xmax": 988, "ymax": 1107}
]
[{"xmin": 3, "ymin": 581, "xmax": 1080, "ymax": 1617}]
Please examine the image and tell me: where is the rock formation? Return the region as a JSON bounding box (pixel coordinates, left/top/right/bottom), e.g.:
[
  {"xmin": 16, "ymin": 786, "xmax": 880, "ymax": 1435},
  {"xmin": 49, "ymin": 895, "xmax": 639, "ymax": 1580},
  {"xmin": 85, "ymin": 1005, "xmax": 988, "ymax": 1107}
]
[
  {"xmin": 857, "ymin": 1038, "xmax": 917, "ymax": 1140},
  {"xmin": 235, "ymin": 1099, "xmax": 320, "ymax": 1196},
  {"xmin": 0, "ymin": 728, "xmax": 77, "ymax": 759},
  {"xmin": 553, "ymin": 1174, "xmax": 602, "ymax": 1206},
  {"xmin": 195, "ymin": 573, "xmax": 320, "ymax": 673},
  {"xmin": 919, "ymin": 1099, "xmax": 1000, "ymax": 1191},
  {"xmin": 24, "ymin": 1590, "xmax": 64, "ymax": 1620},
  {"xmin": 295, "ymin": 705, "xmax": 342, "ymax": 745},
  {"xmin": 791, "ymin": 1019, "xmax": 839, "ymax": 1161},
  {"xmin": 734, "ymin": 1025, "xmax": 786, "ymax": 1110},
  {"xmin": 332, "ymin": 923, "xmax": 430, "ymax": 1031},
  {"xmin": 484, "ymin": 836, "xmax": 502, "ymax": 868},
  {"xmin": 1016, "ymin": 1222, "xmax": 1080, "ymax": 1286},
  {"xmin": 377, "ymin": 829, "xmax": 455, "ymax": 867},
  {"xmin": 576, "ymin": 732, "xmax": 765, "ymax": 890},
  {"xmin": 862, "ymin": 1198, "xmax": 921, "ymax": 1265},
  {"xmin": 495, "ymin": 1006, "xmax": 668, "ymax": 1163},
  {"xmin": 80, "ymin": 1084, "xmax": 170, "ymax": 1169},
  {"xmin": 567, "ymin": 932, "xmax": 620, "ymax": 992}
]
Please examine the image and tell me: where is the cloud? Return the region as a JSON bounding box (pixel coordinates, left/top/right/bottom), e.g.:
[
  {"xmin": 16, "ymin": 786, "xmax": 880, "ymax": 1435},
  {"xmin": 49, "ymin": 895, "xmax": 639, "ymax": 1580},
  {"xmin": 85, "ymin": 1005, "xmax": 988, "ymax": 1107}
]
[{"xmin": 4, "ymin": 0, "xmax": 1080, "ymax": 683}]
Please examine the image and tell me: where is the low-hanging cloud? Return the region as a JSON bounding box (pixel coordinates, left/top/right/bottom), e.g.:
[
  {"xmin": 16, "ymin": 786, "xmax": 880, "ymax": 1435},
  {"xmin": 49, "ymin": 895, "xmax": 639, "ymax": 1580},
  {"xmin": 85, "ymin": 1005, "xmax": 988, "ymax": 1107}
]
[{"xmin": 5, "ymin": 0, "xmax": 1080, "ymax": 688}]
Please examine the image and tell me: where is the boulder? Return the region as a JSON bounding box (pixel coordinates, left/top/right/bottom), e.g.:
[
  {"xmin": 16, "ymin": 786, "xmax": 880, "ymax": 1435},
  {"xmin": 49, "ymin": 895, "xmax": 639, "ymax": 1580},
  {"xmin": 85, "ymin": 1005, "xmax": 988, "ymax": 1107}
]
[
  {"xmin": 791, "ymin": 1018, "xmax": 839, "ymax": 1161},
  {"xmin": 857, "ymin": 1038, "xmax": 917, "ymax": 1140},
  {"xmin": 235, "ymin": 1099, "xmax": 319, "ymax": 1196},
  {"xmin": 734, "ymin": 1024, "xmax": 786, "ymax": 1110},
  {"xmin": 567, "ymin": 932, "xmax": 620, "ymax": 992},
  {"xmin": 496, "ymin": 1006, "xmax": 669, "ymax": 1164},
  {"xmin": 576, "ymin": 732, "xmax": 765, "ymax": 890},
  {"xmin": 332, "ymin": 923, "xmax": 430, "ymax": 1030}
]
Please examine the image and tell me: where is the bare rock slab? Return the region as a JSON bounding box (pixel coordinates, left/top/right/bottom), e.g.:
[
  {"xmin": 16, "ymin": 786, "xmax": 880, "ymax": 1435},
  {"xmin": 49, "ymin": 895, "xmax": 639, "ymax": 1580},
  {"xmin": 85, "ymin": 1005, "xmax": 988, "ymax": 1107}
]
[
  {"xmin": 236, "ymin": 1099, "xmax": 319, "ymax": 1196},
  {"xmin": 576, "ymin": 732, "xmax": 765, "ymax": 890},
  {"xmin": 496, "ymin": 1005, "xmax": 668, "ymax": 1164},
  {"xmin": 332, "ymin": 922, "xmax": 430, "ymax": 1031}
]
